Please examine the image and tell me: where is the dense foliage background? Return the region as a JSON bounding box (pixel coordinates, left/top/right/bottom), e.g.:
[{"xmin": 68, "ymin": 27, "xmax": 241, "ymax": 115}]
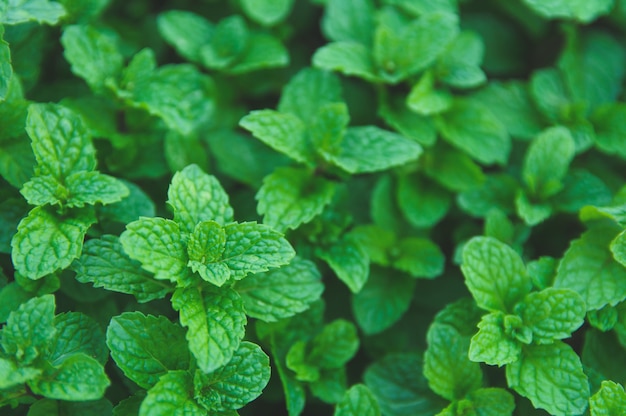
[{"xmin": 2, "ymin": 0, "xmax": 626, "ymax": 415}]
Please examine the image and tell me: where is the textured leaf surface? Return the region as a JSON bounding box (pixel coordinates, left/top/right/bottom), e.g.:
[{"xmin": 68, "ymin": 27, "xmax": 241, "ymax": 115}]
[
  {"xmin": 465, "ymin": 388, "xmax": 515, "ymax": 416},
  {"xmin": 240, "ymin": 0, "xmax": 294, "ymax": 26},
  {"xmin": 64, "ymin": 171, "xmax": 129, "ymax": 207},
  {"xmin": 48, "ymin": 312, "xmax": 108, "ymax": 366},
  {"xmin": 515, "ymin": 288, "xmax": 586, "ymax": 343},
  {"xmin": 461, "ymin": 236, "xmax": 531, "ymax": 313},
  {"xmin": 590, "ymin": 380, "xmax": 626, "ymax": 416},
  {"xmin": 194, "ymin": 341, "xmax": 270, "ymax": 411},
  {"xmin": 139, "ymin": 371, "xmax": 205, "ymax": 416},
  {"xmin": 73, "ymin": 235, "xmax": 172, "ymax": 302},
  {"xmin": 107, "ymin": 312, "xmax": 190, "ymax": 389},
  {"xmin": 167, "ymin": 164, "xmax": 233, "ymax": 234},
  {"xmin": 555, "ymin": 223, "xmax": 626, "ymax": 310},
  {"xmin": 318, "ymin": 237, "xmax": 369, "ymax": 293},
  {"xmin": 1, "ymin": 294, "xmax": 55, "ymax": 364},
  {"xmin": 322, "ymin": 0, "xmax": 375, "ymax": 45},
  {"xmin": 505, "ymin": 342, "xmax": 589, "ymax": 416},
  {"xmin": 0, "ymin": 357, "xmax": 41, "ymax": 388},
  {"xmin": 424, "ymin": 323, "xmax": 482, "ymax": 401},
  {"xmin": 423, "ymin": 145, "xmax": 485, "ymax": 192},
  {"xmin": 256, "ymin": 166, "xmax": 336, "ymax": 232},
  {"xmin": 235, "ymin": 257, "xmax": 324, "ymax": 322},
  {"xmin": 313, "ymin": 42, "xmax": 379, "ymax": 83},
  {"xmin": 171, "ymin": 286, "xmax": 246, "ymax": 374},
  {"xmin": 1, "ymin": 0, "xmax": 66, "ymax": 25},
  {"xmin": 120, "ymin": 217, "xmax": 188, "ymax": 283},
  {"xmin": 157, "ymin": 10, "xmax": 213, "ymax": 62},
  {"xmin": 309, "ymin": 320, "xmax": 359, "ymax": 369},
  {"xmin": 469, "ymin": 312, "xmax": 521, "ymax": 366},
  {"xmin": 29, "ymin": 353, "xmax": 110, "ymax": 401},
  {"xmin": 26, "ymin": 103, "xmax": 95, "ymax": 181},
  {"xmin": 11, "ymin": 207, "xmax": 94, "ymax": 280},
  {"xmin": 393, "ymin": 238, "xmax": 445, "ymax": 279},
  {"xmin": 20, "ymin": 175, "xmax": 65, "ymax": 207},
  {"xmin": 334, "ymin": 384, "xmax": 380, "ymax": 416}
]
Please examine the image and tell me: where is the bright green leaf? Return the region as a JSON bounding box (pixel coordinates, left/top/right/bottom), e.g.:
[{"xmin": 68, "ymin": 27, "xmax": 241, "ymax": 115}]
[
  {"xmin": 64, "ymin": 171, "xmax": 129, "ymax": 208},
  {"xmin": 522, "ymin": 0, "xmax": 614, "ymax": 23},
  {"xmin": 397, "ymin": 174, "xmax": 451, "ymax": 228},
  {"xmin": 0, "ymin": 357, "xmax": 40, "ymax": 388},
  {"xmin": 436, "ymin": 31, "xmax": 486, "ymax": 89},
  {"xmin": 139, "ymin": 370, "xmax": 205, "ymax": 416},
  {"xmin": 322, "ymin": 0, "xmax": 375, "ymax": 45},
  {"xmin": 407, "ymin": 70, "xmax": 453, "ymax": 116},
  {"xmin": 378, "ymin": 93, "xmax": 437, "ymax": 147},
  {"xmin": 312, "ymin": 42, "xmax": 380, "ymax": 84},
  {"xmin": 318, "ymin": 236, "xmax": 369, "ymax": 293},
  {"xmin": 334, "ymin": 384, "xmax": 381, "ymax": 416},
  {"xmin": 464, "ymin": 388, "xmax": 515, "ymax": 416},
  {"xmin": 48, "ymin": 312, "xmax": 108, "ymax": 366},
  {"xmin": 590, "ymin": 380, "xmax": 626, "ymax": 416},
  {"xmin": 309, "ymin": 319, "xmax": 359, "ymax": 369},
  {"xmin": 1, "ymin": 0, "xmax": 66, "ymax": 25},
  {"xmin": 157, "ymin": 10, "xmax": 213, "ymax": 63},
  {"xmin": 20, "ymin": 175, "xmax": 65, "ymax": 207},
  {"xmin": 469, "ymin": 312, "xmax": 521, "ymax": 366},
  {"xmin": 240, "ymin": 0, "xmax": 294, "ymax": 26},
  {"xmin": 392, "ymin": 238, "xmax": 445, "ymax": 279},
  {"xmin": 515, "ymin": 190, "xmax": 552, "ymax": 226}
]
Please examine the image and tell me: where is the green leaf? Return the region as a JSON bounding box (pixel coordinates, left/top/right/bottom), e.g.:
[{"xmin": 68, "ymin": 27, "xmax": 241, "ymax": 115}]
[
  {"xmin": 435, "ymin": 31, "xmax": 486, "ymax": 89},
  {"xmin": 157, "ymin": 10, "xmax": 213, "ymax": 63},
  {"xmin": 424, "ymin": 323, "xmax": 483, "ymax": 401},
  {"xmin": 119, "ymin": 217, "xmax": 188, "ymax": 283},
  {"xmin": 0, "ymin": 26, "xmax": 11, "ymax": 102},
  {"xmin": 193, "ymin": 341, "xmax": 270, "ymax": 411},
  {"xmin": 278, "ymin": 67, "xmax": 343, "ymax": 126},
  {"xmin": 555, "ymin": 223, "xmax": 626, "ymax": 310},
  {"xmin": 256, "ymin": 166, "xmax": 337, "ymax": 232},
  {"xmin": 61, "ymin": 25, "xmax": 123, "ymax": 92},
  {"xmin": 0, "ymin": 357, "xmax": 41, "ymax": 388},
  {"xmin": 239, "ymin": 110, "xmax": 311, "ymax": 164},
  {"xmin": 199, "ymin": 15, "xmax": 248, "ymax": 70},
  {"xmin": 334, "ymin": 384, "xmax": 381, "ymax": 416},
  {"xmin": 63, "ymin": 171, "xmax": 129, "ymax": 208},
  {"xmin": 309, "ymin": 319, "xmax": 359, "ymax": 369},
  {"xmin": 235, "ymin": 257, "xmax": 324, "ymax": 322},
  {"xmin": 20, "ymin": 175, "xmax": 66, "ymax": 207},
  {"xmin": 515, "ymin": 288, "xmax": 586, "ymax": 343},
  {"xmin": 587, "ymin": 304, "xmax": 618, "ymax": 332},
  {"xmin": 171, "ymin": 286, "xmax": 246, "ymax": 374},
  {"xmin": 73, "ymin": 235, "xmax": 172, "ymax": 302},
  {"xmin": 592, "ymin": 103, "xmax": 626, "ymax": 159},
  {"xmin": 139, "ymin": 370, "xmax": 205, "ymax": 416},
  {"xmin": 469, "ymin": 312, "xmax": 521, "ymax": 366},
  {"xmin": 310, "ymin": 102, "xmax": 350, "ymax": 154},
  {"xmin": 461, "ymin": 236, "xmax": 531, "ymax": 313},
  {"xmin": 11, "ymin": 207, "xmax": 95, "ymax": 280},
  {"xmin": 106, "ymin": 312, "xmax": 189, "ymax": 389},
  {"xmin": 529, "ymin": 68, "xmax": 569, "ymax": 123},
  {"xmin": 221, "ymin": 221, "xmax": 295, "ymax": 280},
  {"xmin": 352, "ymin": 267, "xmax": 415, "ymax": 335},
  {"xmin": 392, "ymin": 238, "xmax": 445, "ymax": 279},
  {"xmin": 515, "ymin": 190, "xmax": 552, "ymax": 226},
  {"xmin": 27, "ymin": 397, "xmax": 114, "ymax": 416},
  {"xmin": 433, "ymin": 298, "xmax": 484, "ymax": 337},
  {"xmin": 378, "ymin": 93, "xmax": 437, "ymax": 147},
  {"xmin": 1, "ymin": 294, "xmax": 55, "ymax": 364},
  {"xmin": 318, "ymin": 236, "xmax": 369, "ymax": 293},
  {"xmin": 407, "ymin": 70, "xmax": 453, "ymax": 116},
  {"xmin": 312, "ymin": 42, "xmax": 380, "ymax": 83},
  {"xmin": 26, "ymin": 103, "xmax": 95, "ymax": 181},
  {"xmin": 522, "ymin": 0, "xmax": 614, "ymax": 23},
  {"xmin": 364, "ymin": 353, "xmax": 445, "ymax": 416},
  {"xmin": 552, "ymin": 169, "xmax": 612, "ymax": 214},
  {"xmin": 523, "ymin": 126, "xmax": 575, "ymax": 200},
  {"xmin": 29, "ymin": 353, "xmax": 110, "ymax": 401},
  {"xmin": 397, "ymin": 174, "xmax": 451, "ymax": 228},
  {"xmin": 1, "ymin": 0, "xmax": 66, "ymax": 25},
  {"xmin": 590, "ymin": 380, "xmax": 626, "ymax": 416},
  {"xmin": 322, "ymin": 0, "xmax": 375, "ymax": 45},
  {"xmin": 458, "ymin": 173, "xmax": 518, "ymax": 218},
  {"xmin": 463, "ymin": 388, "xmax": 515, "ymax": 416},
  {"xmin": 48, "ymin": 312, "xmax": 108, "ymax": 366},
  {"xmin": 240, "ymin": 0, "xmax": 294, "ymax": 26},
  {"xmin": 436, "ymin": 100, "xmax": 510, "ymax": 165},
  {"xmin": 505, "ymin": 342, "xmax": 589, "ymax": 415},
  {"xmin": 484, "ymin": 209, "xmax": 515, "ymax": 245},
  {"xmin": 422, "ymin": 144, "xmax": 485, "ymax": 193}
]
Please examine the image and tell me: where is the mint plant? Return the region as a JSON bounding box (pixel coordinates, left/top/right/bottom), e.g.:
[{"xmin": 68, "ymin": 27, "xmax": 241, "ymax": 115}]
[{"xmin": 2, "ymin": 0, "xmax": 626, "ymax": 415}]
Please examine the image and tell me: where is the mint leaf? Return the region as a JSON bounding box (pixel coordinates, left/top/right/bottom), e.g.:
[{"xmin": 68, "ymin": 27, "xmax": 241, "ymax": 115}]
[
  {"xmin": 186, "ymin": 220, "xmax": 228, "ymax": 285},
  {"xmin": 0, "ymin": 357, "xmax": 41, "ymax": 388},
  {"xmin": 552, "ymin": 169, "xmax": 611, "ymax": 214},
  {"xmin": 334, "ymin": 384, "xmax": 380, "ymax": 416},
  {"xmin": 119, "ymin": 217, "xmax": 188, "ymax": 283},
  {"xmin": 592, "ymin": 103, "xmax": 626, "ymax": 159},
  {"xmin": 458, "ymin": 173, "xmax": 518, "ymax": 218},
  {"xmin": 222, "ymin": 221, "xmax": 295, "ymax": 279},
  {"xmin": 433, "ymin": 298, "xmax": 484, "ymax": 337},
  {"xmin": 461, "ymin": 236, "xmax": 531, "ymax": 313},
  {"xmin": 240, "ymin": 0, "xmax": 294, "ymax": 26},
  {"xmin": 11, "ymin": 207, "xmax": 95, "ymax": 280},
  {"xmin": 193, "ymin": 341, "xmax": 270, "ymax": 411},
  {"xmin": 309, "ymin": 319, "xmax": 359, "ymax": 370},
  {"xmin": 435, "ymin": 31, "xmax": 486, "ymax": 89},
  {"xmin": 392, "ymin": 238, "xmax": 445, "ymax": 279},
  {"xmin": 522, "ymin": 0, "xmax": 613, "ymax": 23},
  {"xmin": 0, "ymin": 26, "xmax": 11, "ymax": 102},
  {"xmin": 73, "ymin": 235, "xmax": 172, "ymax": 302},
  {"xmin": 256, "ymin": 166, "xmax": 336, "ymax": 232},
  {"xmin": 171, "ymin": 286, "xmax": 246, "ymax": 374},
  {"xmin": 223, "ymin": 34, "xmax": 288, "ymax": 74},
  {"xmin": 61, "ymin": 25, "xmax": 123, "ymax": 92},
  {"xmin": 323, "ymin": 126, "xmax": 422, "ymax": 174},
  {"xmin": 423, "ymin": 144, "xmax": 485, "ymax": 193},
  {"xmin": 26, "ymin": 103, "xmax": 95, "ymax": 181},
  {"xmin": 515, "ymin": 288, "xmax": 586, "ymax": 343},
  {"xmin": 48, "ymin": 312, "xmax": 108, "ymax": 366},
  {"xmin": 1, "ymin": 0, "xmax": 66, "ymax": 25},
  {"xmin": 318, "ymin": 236, "xmax": 369, "ymax": 293},
  {"xmin": 29, "ymin": 353, "xmax": 110, "ymax": 401},
  {"xmin": 515, "ymin": 190, "xmax": 552, "ymax": 226},
  {"xmin": 64, "ymin": 171, "xmax": 129, "ymax": 208},
  {"xmin": 352, "ymin": 267, "xmax": 416, "ymax": 335},
  {"xmin": 139, "ymin": 370, "xmax": 205, "ymax": 416},
  {"xmin": 310, "ymin": 102, "xmax": 350, "ymax": 154},
  {"xmin": 20, "ymin": 175, "xmax": 65, "ymax": 207},
  {"xmin": 199, "ymin": 15, "xmax": 248, "ymax": 70},
  {"xmin": 277, "ymin": 67, "xmax": 343, "ymax": 126},
  {"xmin": 167, "ymin": 164, "xmax": 234, "ymax": 234},
  {"xmin": 239, "ymin": 109, "xmax": 311, "ymax": 164},
  {"xmin": 469, "ymin": 312, "xmax": 521, "ymax": 366},
  {"xmin": 364, "ymin": 352, "xmax": 445, "ymax": 416},
  {"xmin": 590, "ymin": 380, "xmax": 626, "ymax": 416},
  {"xmin": 406, "ymin": 70, "xmax": 453, "ymax": 115},
  {"xmin": 322, "ymin": 0, "xmax": 374, "ymax": 45},
  {"xmin": 464, "ymin": 387, "xmax": 515, "ymax": 416},
  {"xmin": 157, "ymin": 10, "xmax": 213, "ymax": 63},
  {"xmin": 312, "ymin": 42, "xmax": 379, "ymax": 83},
  {"xmin": 397, "ymin": 174, "xmax": 451, "ymax": 228},
  {"xmin": 27, "ymin": 398, "xmax": 113, "ymax": 416},
  {"xmin": 107, "ymin": 312, "xmax": 189, "ymax": 389},
  {"xmin": 1, "ymin": 294, "xmax": 55, "ymax": 364},
  {"xmin": 424, "ymin": 323, "xmax": 483, "ymax": 401},
  {"xmin": 505, "ymin": 342, "xmax": 589, "ymax": 415},
  {"xmin": 235, "ymin": 257, "xmax": 324, "ymax": 322},
  {"xmin": 378, "ymin": 93, "xmax": 437, "ymax": 146},
  {"xmin": 529, "ymin": 68, "xmax": 569, "ymax": 122},
  {"xmin": 436, "ymin": 100, "xmax": 510, "ymax": 165},
  {"xmin": 555, "ymin": 223, "xmax": 626, "ymax": 310},
  {"xmin": 523, "ymin": 126, "xmax": 575, "ymax": 200}
]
